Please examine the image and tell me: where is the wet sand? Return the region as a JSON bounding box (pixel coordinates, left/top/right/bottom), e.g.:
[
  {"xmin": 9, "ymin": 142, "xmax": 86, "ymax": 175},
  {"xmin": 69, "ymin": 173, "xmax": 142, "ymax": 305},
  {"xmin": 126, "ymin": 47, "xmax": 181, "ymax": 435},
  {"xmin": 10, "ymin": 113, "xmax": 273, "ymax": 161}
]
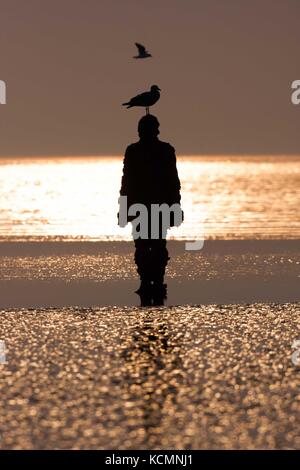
[
  {"xmin": 0, "ymin": 240, "xmax": 299, "ymax": 307},
  {"xmin": 0, "ymin": 303, "xmax": 299, "ymax": 449}
]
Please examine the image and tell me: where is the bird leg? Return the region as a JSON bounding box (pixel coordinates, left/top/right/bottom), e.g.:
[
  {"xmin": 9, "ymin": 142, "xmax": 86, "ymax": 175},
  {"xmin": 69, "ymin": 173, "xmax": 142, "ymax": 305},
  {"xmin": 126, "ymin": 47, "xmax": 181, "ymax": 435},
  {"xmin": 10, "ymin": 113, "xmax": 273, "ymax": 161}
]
[{"xmin": 145, "ymin": 107, "xmax": 149, "ymax": 115}]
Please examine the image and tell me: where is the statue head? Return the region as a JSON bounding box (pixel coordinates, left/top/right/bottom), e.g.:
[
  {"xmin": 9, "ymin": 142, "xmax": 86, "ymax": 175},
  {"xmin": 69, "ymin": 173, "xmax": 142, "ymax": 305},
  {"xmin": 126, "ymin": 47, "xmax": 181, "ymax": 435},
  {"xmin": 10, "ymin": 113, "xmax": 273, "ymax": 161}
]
[{"xmin": 138, "ymin": 114, "xmax": 160, "ymax": 140}]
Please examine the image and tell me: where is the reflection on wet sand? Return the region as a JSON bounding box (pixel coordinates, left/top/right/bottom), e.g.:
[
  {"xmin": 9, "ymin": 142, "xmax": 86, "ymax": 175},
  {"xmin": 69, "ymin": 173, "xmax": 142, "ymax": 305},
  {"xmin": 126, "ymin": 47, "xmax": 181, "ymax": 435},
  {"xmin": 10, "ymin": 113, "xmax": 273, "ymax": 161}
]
[{"xmin": 121, "ymin": 315, "xmax": 181, "ymax": 443}]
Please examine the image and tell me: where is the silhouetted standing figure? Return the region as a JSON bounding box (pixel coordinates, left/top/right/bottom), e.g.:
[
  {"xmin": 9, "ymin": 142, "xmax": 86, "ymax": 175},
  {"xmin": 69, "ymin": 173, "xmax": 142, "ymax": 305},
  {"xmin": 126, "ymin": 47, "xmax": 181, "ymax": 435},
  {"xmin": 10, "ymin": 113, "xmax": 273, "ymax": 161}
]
[{"xmin": 119, "ymin": 115, "xmax": 183, "ymax": 304}]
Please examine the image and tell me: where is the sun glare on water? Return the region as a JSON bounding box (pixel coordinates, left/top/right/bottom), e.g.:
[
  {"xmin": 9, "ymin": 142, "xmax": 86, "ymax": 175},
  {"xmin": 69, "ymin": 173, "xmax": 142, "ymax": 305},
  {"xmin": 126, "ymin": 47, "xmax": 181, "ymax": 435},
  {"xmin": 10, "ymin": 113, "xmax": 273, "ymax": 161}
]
[{"xmin": 0, "ymin": 155, "xmax": 299, "ymax": 241}]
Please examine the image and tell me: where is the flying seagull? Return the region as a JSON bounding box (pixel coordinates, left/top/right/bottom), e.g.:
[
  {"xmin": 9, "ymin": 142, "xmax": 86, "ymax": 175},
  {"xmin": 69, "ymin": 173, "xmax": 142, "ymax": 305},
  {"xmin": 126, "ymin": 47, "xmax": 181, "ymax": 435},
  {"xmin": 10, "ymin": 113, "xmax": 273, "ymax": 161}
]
[
  {"xmin": 122, "ymin": 85, "xmax": 161, "ymax": 114},
  {"xmin": 133, "ymin": 42, "xmax": 152, "ymax": 59}
]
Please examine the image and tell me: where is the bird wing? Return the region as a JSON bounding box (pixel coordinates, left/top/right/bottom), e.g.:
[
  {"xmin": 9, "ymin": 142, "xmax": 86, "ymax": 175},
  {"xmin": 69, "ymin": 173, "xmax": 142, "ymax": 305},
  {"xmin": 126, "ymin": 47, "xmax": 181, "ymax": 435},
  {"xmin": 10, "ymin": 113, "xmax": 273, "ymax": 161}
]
[
  {"xmin": 129, "ymin": 91, "xmax": 150, "ymax": 106},
  {"xmin": 135, "ymin": 43, "xmax": 146, "ymax": 54}
]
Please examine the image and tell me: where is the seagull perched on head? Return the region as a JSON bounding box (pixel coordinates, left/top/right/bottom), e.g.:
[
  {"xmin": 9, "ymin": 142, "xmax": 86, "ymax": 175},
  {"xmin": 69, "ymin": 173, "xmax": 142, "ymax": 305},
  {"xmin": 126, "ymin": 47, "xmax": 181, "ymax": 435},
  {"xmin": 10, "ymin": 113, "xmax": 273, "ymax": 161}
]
[
  {"xmin": 122, "ymin": 85, "xmax": 161, "ymax": 114},
  {"xmin": 133, "ymin": 42, "xmax": 152, "ymax": 59}
]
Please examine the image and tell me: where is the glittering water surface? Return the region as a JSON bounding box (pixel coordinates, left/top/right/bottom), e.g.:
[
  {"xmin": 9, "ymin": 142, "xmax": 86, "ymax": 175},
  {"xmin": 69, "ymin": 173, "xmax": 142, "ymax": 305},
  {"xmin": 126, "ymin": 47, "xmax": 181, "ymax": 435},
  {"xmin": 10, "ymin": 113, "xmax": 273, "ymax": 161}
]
[{"xmin": 0, "ymin": 156, "xmax": 299, "ymax": 241}]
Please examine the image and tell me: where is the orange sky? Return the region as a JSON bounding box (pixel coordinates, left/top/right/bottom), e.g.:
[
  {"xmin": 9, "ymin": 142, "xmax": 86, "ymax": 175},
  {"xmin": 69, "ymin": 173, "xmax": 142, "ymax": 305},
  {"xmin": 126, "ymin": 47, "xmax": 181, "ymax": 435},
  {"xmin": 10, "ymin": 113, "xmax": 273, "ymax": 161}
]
[{"xmin": 0, "ymin": 0, "xmax": 300, "ymax": 156}]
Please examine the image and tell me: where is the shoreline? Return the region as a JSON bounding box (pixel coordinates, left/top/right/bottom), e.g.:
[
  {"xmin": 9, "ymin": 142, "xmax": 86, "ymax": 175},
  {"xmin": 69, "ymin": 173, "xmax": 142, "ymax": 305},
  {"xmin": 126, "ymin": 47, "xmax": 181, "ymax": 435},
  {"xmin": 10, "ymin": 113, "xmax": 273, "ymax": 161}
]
[{"xmin": 0, "ymin": 239, "xmax": 299, "ymax": 255}]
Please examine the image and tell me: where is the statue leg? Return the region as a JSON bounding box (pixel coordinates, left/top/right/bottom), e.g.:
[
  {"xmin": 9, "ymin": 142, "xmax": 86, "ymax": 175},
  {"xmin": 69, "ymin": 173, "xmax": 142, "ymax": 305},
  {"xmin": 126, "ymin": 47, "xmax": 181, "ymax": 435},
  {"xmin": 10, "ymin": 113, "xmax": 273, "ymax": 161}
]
[
  {"xmin": 134, "ymin": 239, "xmax": 152, "ymax": 283},
  {"xmin": 149, "ymin": 239, "xmax": 169, "ymax": 284}
]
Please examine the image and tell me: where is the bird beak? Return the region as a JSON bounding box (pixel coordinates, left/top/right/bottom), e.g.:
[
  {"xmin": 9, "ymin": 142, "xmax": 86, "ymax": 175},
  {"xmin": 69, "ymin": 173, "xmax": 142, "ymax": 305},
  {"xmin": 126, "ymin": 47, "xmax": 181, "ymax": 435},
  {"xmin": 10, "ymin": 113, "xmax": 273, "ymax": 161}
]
[{"xmin": 158, "ymin": 87, "xmax": 161, "ymax": 91}]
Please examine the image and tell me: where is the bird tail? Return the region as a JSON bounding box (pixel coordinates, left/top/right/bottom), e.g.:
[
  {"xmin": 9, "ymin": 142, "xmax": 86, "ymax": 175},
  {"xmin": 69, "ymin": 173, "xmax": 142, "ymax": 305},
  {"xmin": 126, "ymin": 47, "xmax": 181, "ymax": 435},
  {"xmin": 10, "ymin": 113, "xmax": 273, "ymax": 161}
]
[{"xmin": 122, "ymin": 102, "xmax": 132, "ymax": 108}]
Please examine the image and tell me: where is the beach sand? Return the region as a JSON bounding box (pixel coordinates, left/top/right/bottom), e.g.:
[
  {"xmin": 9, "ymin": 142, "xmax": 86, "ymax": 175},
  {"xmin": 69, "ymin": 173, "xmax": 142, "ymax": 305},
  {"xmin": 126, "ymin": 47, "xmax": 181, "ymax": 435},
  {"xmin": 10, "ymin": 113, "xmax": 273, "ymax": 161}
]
[{"xmin": 0, "ymin": 239, "xmax": 299, "ymax": 449}]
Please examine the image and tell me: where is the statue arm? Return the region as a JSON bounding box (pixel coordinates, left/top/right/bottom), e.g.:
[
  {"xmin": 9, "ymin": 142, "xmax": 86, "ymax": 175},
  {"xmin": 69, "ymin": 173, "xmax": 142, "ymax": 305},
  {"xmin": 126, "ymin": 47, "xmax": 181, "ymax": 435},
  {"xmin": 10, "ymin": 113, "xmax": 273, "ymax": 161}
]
[
  {"xmin": 120, "ymin": 147, "xmax": 131, "ymax": 196},
  {"xmin": 168, "ymin": 146, "xmax": 181, "ymax": 205}
]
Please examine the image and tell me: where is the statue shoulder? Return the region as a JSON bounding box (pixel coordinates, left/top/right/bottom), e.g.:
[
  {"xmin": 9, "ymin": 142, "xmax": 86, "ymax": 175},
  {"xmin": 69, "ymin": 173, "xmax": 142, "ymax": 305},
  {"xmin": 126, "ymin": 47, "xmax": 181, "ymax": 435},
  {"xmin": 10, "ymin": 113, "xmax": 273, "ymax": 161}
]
[
  {"xmin": 158, "ymin": 140, "xmax": 176, "ymax": 157},
  {"xmin": 125, "ymin": 142, "xmax": 140, "ymax": 158}
]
